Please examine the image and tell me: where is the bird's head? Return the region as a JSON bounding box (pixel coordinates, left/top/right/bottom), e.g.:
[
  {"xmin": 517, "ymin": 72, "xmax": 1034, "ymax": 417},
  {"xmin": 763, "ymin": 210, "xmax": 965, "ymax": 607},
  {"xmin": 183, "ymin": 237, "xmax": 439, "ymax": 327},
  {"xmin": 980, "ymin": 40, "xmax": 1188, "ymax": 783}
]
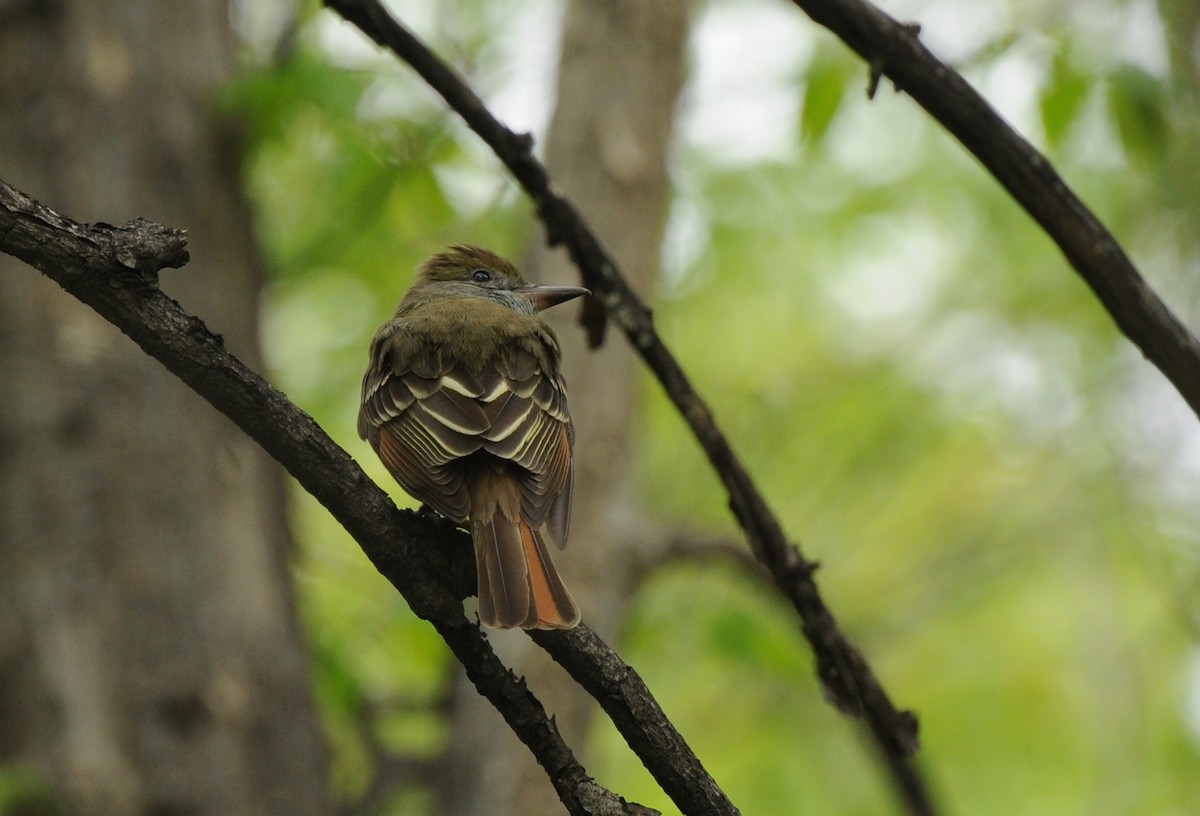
[{"xmin": 417, "ymin": 245, "xmax": 589, "ymax": 312}]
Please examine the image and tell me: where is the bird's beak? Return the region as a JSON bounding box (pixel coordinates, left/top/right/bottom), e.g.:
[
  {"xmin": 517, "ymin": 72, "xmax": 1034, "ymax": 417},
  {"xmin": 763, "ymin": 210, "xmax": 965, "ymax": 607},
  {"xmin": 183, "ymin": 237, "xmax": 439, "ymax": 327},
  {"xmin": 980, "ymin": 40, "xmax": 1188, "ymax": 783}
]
[{"xmin": 522, "ymin": 285, "xmax": 590, "ymax": 312}]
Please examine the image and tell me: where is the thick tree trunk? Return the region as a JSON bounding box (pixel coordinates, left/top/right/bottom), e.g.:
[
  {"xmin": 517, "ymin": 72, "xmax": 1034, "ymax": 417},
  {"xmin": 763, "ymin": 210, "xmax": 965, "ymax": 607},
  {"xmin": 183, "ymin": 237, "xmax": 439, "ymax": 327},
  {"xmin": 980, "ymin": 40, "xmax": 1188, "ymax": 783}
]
[
  {"xmin": 436, "ymin": 2, "xmax": 689, "ymax": 814},
  {"xmin": 0, "ymin": 2, "xmax": 329, "ymax": 814}
]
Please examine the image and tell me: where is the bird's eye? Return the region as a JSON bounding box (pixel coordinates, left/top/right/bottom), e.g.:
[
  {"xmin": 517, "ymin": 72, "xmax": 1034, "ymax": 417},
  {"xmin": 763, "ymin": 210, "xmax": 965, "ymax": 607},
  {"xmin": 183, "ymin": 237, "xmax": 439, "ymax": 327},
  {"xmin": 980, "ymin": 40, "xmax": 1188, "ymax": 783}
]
[{"xmin": 470, "ymin": 268, "xmax": 492, "ymax": 283}]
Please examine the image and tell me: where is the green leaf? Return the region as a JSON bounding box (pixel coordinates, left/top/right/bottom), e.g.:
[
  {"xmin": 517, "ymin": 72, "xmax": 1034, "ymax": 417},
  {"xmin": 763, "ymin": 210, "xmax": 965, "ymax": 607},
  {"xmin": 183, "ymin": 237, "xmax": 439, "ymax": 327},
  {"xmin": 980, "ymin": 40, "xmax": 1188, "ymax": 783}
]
[
  {"xmin": 1039, "ymin": 52, "xmax": 1091, "ymax": 148},
  {"xmin": 800, "ymin": 51, "xmax": 849, "ymax": 148},
  {"xmin": 1107, "ymin": 64, "xmax": 1170, "ymax": 164}
]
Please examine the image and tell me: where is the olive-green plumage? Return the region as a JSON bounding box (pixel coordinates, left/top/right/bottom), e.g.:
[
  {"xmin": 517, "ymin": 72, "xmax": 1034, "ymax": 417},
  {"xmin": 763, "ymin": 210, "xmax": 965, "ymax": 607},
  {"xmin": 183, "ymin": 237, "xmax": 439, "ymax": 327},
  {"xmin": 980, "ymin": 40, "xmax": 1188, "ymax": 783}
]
[{"xmin": 358, "ymin": 245, "xmax": 586, "ymax": 629}]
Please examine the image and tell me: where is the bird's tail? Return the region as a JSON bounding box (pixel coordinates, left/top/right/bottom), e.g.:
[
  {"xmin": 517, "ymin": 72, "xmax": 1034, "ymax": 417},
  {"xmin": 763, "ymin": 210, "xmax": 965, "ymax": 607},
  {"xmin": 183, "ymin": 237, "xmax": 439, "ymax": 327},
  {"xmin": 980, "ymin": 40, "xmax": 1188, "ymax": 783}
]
[{"xmin": 468, "ymin": 466, "xmax": 580, "ymax": 630}]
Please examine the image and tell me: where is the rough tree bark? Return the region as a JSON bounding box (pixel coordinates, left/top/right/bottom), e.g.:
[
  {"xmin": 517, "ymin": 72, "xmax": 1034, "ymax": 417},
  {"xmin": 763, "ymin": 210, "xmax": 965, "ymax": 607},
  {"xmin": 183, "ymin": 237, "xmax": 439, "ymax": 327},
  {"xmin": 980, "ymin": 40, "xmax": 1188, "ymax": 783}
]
[
  {"xmin": 0, "ymin": 2, "xmax": 328, "ymax": 814},
  {"xmin": 437, "ymin": 3, "xmax": 689, "ymax": 814}
]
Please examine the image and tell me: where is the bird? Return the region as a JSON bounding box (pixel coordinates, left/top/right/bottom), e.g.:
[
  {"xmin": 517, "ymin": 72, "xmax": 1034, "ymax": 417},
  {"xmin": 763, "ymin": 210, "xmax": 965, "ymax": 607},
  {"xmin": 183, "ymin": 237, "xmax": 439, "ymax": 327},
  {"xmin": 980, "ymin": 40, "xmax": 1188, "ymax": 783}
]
[{"xmin": 358, "ymin": 245, "xmax": 586, "ymax": 629}]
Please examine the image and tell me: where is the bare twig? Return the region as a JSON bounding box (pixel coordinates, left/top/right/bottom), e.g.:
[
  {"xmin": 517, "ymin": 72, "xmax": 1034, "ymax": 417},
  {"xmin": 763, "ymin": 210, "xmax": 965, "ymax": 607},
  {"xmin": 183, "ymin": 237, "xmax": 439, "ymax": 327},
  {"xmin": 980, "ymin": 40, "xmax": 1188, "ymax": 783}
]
[
  {"xmin": 320, "ymin": 2, "xmax": 930, "ymax": 814},
  {"xmin": 789, "ymin": 0, "xmax": 1200, "ymax": 420},
  {"xmin": 0, "ymin": 177, "xmax": 733, "ymax": 816}
]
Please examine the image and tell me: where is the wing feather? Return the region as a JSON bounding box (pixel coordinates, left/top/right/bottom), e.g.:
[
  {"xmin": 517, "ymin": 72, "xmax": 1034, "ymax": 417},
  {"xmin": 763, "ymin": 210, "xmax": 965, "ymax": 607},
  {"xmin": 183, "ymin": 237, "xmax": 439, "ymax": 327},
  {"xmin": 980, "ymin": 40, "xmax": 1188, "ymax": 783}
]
[{"xmin": 359, "ymin": 316, "xmax": 575, "ymax": 543}]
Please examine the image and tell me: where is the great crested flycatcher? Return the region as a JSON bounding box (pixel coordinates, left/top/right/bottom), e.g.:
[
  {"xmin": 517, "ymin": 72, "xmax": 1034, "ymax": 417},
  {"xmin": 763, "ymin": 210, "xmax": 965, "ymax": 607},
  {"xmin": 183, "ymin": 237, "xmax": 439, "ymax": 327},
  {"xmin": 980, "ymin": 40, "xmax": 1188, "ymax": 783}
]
[{"xmin": 358, "ymin": 245, "xmax": 587, "ymax": 629}]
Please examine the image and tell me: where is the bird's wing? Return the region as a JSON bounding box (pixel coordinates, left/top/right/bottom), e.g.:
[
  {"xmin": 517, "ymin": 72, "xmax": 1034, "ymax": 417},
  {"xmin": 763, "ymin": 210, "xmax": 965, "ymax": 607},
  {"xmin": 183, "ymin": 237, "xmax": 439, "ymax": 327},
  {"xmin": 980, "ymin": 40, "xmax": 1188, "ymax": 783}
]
[
  {"xmin": 484, "ymin": 328, "xmax": 574, "ymax": 547},
  {"xmin": 359, "ymin": 327, "xmax": 488, "ymax": 522},
  {"xmin": 359, "ymin": 323, "xmax": 574, "ymax": 544}
]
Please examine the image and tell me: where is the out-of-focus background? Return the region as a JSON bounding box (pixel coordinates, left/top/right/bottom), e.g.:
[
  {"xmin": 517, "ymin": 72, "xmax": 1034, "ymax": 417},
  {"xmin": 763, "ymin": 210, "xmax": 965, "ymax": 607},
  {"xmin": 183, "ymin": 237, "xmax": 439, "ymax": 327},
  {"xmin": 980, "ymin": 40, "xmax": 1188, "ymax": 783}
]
[{"xmin": 2, "ymin": 0, "xmax": 1199, "ymax": 814}]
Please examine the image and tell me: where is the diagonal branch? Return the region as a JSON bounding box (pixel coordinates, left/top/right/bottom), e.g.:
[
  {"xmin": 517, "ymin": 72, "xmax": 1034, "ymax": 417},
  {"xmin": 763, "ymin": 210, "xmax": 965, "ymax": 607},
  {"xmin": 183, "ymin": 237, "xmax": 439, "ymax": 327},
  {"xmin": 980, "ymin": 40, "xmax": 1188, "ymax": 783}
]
[
  {"xmin": 789, "ymin": 0, "xmax": 1200, "ymax": 420},
  {"xmin": 321, "ymin": 3, "xmax": 932, "ymax": 814},
  {"xmin": 0, "ymin": 177, "xmax": 735, "ymax": 816}
]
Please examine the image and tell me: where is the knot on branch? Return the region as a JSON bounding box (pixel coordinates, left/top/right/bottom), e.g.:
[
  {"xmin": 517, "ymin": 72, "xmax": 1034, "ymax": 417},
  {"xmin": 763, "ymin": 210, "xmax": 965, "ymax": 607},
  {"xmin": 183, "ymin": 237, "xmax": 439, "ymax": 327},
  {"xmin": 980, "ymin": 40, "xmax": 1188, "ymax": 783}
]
[
  {"xmin": 813, "ymin": 637, "xmax": 921, "ymax": 757},
  {"xmin": 93, "ymin": 217, "xmax": 190, "ymax": 281},
  {"xmin": 867, "ymin": 21, "xmax": 922, "ymax": 100},
  {"xmin": 512, "ymin": 130, "xmax": 535, "ymax": 153}
]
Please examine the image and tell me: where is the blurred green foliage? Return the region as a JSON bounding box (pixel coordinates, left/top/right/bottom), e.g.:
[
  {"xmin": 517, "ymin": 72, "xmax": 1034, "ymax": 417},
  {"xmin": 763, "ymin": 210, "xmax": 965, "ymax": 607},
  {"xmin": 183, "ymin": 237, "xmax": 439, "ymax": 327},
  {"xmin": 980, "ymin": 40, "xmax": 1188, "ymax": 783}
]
[
  {"xmin": 228, "ymin": 0, "xmax": 1200, "ymax": 813},
  {"xmin": 0, "ymin": 765, "xmax": 59, "ymax": 816}
]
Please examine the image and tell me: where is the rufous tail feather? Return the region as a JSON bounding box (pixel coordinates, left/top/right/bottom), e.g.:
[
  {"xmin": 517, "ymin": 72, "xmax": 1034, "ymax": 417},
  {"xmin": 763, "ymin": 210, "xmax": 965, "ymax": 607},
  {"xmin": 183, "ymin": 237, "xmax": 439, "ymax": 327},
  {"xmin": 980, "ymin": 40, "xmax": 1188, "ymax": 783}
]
[{"xmin": 469, "ymin": 469, "xmax": 579, "ymax": 629}]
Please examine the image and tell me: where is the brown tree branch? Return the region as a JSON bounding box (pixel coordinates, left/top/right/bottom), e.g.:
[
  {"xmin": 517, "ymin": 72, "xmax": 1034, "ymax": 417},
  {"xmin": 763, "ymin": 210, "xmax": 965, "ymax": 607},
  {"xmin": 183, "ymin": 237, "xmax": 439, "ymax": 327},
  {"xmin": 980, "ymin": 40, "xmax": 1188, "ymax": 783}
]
[
  {"xmin": 0, "ymin": 178, "xmax": 735, "ymax": 816},
  {"xmin": 789, "ymin": 0, "xmax": 1200, "ymax": 420},
  {"xmin": 320, "ymin": 2, "xmax": 931, "ymax": 814},
  {"xmin": 532, "ymin": 625, "xmax": 734, "ymax": 816}
]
